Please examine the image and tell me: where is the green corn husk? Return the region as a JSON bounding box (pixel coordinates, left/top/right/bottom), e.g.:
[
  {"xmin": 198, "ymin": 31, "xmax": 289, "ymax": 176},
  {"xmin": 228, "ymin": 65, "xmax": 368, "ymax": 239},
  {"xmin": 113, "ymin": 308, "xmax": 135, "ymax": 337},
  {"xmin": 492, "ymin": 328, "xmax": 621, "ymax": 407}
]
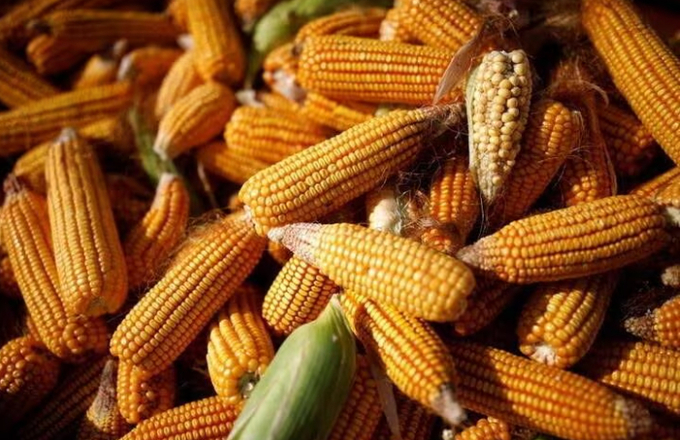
[{"xmin": 227, "ymin": 295, "xmax": 356, "ymax": 440}]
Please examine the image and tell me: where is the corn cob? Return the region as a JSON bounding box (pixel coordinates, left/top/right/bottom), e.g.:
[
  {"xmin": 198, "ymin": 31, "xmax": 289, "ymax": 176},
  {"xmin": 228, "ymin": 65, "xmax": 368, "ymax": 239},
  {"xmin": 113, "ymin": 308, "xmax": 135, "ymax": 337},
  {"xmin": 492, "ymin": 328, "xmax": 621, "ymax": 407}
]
[
  {"xmin": 267, "ymin": 240, "xmax": 293, "ymax": 265},
  {"xmin": 453, "ymin": 278, "xmax": 519, "ymax": 337},
  {"xmin": 26, "ymin": 34, "xmax": 91, "ymax": 75},
  {"xmin": 396, "ymin": 0, "xmax": 482, "ymax": 50},
  {"xmin": 235, "ymin": 0, "xmax": 278, "ymax": 29},
  {"xmin": 517, "ymin": 272, "xmax": 618, "ymax": 369},
  {"xmin": 0, "ymin": 336, "xmax": 60, "ymax": 431},
  {"xmin": 341, "ymin": 290, "xmax": 465, "ymax": 425},
  {"xmin": 154, "ymin": 50, "xmax": 203, "ymax": 119},
  {"xmin": 372, "ymin": 392, "xmax": 436, "ymax": 440},
  {"xmin": 207, "ymin": 284, "xmax": 274, "ymax": 403},
  {"xmin": 166, "ymin": 0, "xmax": 187, "ymax": 32},
  {"xmin": 0, "ymin": 45, "xmax": 59, "ymax": 107},
  {"xmin": 300, "ymin": 92, "xmax": 374, "ymax": 131},
  {"xmin": 187, "ymin": 0, "xmax": 245, "ymax": 84},
  {"xmin": 77, "ymin": 359, "xmax": 132, "ymax": 440},
  {"xmin": 117, "ymin": 362, "xmax": 176, "ymax": 424},
  {"xmin": 119, "ymin": 396, "xmax": 239, "ymax": 440},
  {"xmin": 240, "ymin": 103, "xmax": 465, "ymax": 235},
  {"xmin": 295, "ymin": 8, "xmax": 387, "ymax": 44},
  {"xmin": 466, "ymin": 50, "xmax": 532, "ymax": 204},
  {"xmin": 379, "ymin": 8, "xmax": 417, "ymax": 43},
  {"xmin": 449, "ymin": 341, "xmax": 653, "ymax": 440},
  {"xmin": 455, "ymin": 417, "xmax": 512, "ymax": 440},
  {"xmin": 225, "ymin": 106, "xmax": 330, "ymax": 165},
  {"xmin": 651, "ymin": 177, "xmax": 680, "ymax": 209},
  {"xmin": 581, "ymin": 0, "xmax": 680, "ymax": 165},
  {"xmin": 197, "ymin": 141, "xmax": 271, "ymax": 185},
  {"xmin": 623, "ymin": 294, "xmax": 680, "ymax": 348},
  {"xmin": 111, "ymin": 213, "xmax": 266, "ymax": 379},
  {"xmin": 262, "ymin": 256, "xmax": 339, "ymax": 336},
  {"xmin": 0, "ymin": 81, "xmax": 132, "ymax": 156},
  {"xmin": 46, "ymin": 128, "xmax": 128, "ymax": 317},
  {"xmin": 154, "ymin": 81, "xmax": 236, "ymax": 160},
  {"xmin": 273, "ymin": 222, "xmax": 475, "ymax": 321},
  {"xmin": 297, "ymin": 35, "xmax": 462, "ymax": 104},
  {"xmin": 0, "ymin": 256, "xmax": 21, "ymax": 299},
  {"xmin": 73, "ymin": 53, "xmax": 120, "ymax": 90},
  {"xmin": 631, "ymin": 167, "xmax": 680, "ymax": 199},
  {"xmin": 491, "ymin": 100, "xmax": 579, "ymax": 226},
  {"xmin": 117, "ymin": 46, "xmax": 182, "ymax": 88},
  {"xmin": 2, "ymin": 179, "xmax": 108, "ymax": 359},
  {"xmin": 123, "ymin": 173, "xmax": 189, "ymax": 291},
  {"xmin": 457, "ymin": 195, "xmax": 671, "ymax": 284},
  {"xmin": 15, "ymin": 356, "xmax": 108, "ymax": 440}
]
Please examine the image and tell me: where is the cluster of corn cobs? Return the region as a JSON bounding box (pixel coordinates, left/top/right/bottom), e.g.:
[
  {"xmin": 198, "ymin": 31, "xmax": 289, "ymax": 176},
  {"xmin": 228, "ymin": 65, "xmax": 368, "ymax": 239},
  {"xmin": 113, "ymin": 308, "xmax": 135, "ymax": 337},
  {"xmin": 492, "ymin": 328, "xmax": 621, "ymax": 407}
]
[{"xmin": 0, "ymin": 0, "xmax": 679, "ymax": 439}]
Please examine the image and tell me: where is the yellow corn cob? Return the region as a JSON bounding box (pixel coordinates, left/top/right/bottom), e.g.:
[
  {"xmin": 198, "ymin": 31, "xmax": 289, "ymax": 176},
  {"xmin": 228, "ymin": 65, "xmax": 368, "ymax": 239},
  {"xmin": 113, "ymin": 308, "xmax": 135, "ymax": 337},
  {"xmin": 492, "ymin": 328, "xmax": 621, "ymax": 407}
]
[
  {"xmin": 341, "ymin": 291, "xmax": 465, "ymax": 425},
  {"xmin": 623, "ymin": 294, "xmax": 680, "ymax": 349},
  {"xmin": 0, "ymin": 45, "xmax": 59, "ymax": 107},
  {"xmin": 2, "ymin": 179, "xmax": 109, "ymax": 359},
  {"xmin": 197, "ymin": 140, "xmax": 270, "ymax": 185},
  {"xmin": 457, "ymin": 195, "xmax": 671, "ymax": 284},
  {"xmin": 297, "ymin": 36, "xmax": 462, "ymax": 104},
  {"xmin": 491, "ymin": 99, "xmax": 579, "ymax": 226},
  {"xmin": 517, "ymin": 272, "xmax": 618, "ymax": 369},
  {"xmin": 452, "ymin": 278, "xmax": 519, "ymax": 337},
  {"xmin": 262, "ymin": 256, "xmax": 339, "ymax": 336},
  {"xmin": 300, "ymin": 92, "xmax": 374, "ymax": 131},
  {"xmin": 15, "ymin": 356, "xmax": 107, "ymax": 440},
  {"xmin": 631, "ymin": 167, "xmax": 680, "ymax": 199},
  {"xmin": 106, "ymin": 174, "xmax": 153, "ymax": 236},
  {"xmin": 581, "ymin": 0, "xmax": 680, "ymax": 165},
  {"xmin": 123, "ymin": 173, "xmax": 189, "ymax": 292},
  {"xmin": 267, "ymin": 239, "xmax": 293, "ymax": 265},
  {"xmin": 273, "ymin": 222, "xmax": 475, "ymax": 321},
  {"xmin": 295, "ymin": 7, "xmax": 387, "ymax": 45},
  {"xmin": 73, "ymin": 53, "xmax": 120, "ymax": 90},
  {"xmin": 46, "ymin": 128, "xmax": 128, "ymax": 317},
  {"xmin": 455, "ymin": 417, "xmax": 511, "ymax": 440},
  {"xmin": 188, "ymin": 0, "xmax": 245, "ymax": 84},
  {"xmin": 154, "ymin": 50, "xmax": 203, "ymax": 119},
  {"xmin": 154, "ymin": 81, "xmax": 236, "ymax": 160},
  {"xmin": 110, "ymin": 213, "xmax": 266, "ymax": 379},
  {"xmin": 117, "ymin": 46, "xmax": 182, "ymax": 88},
  {"xmin": 578, "ymin": 338, "xmax": 680, "ymax": 416},
  {"xmin": 449, "ymin": 341, "xmax": 653, "ymax": 440},
  {"xmin": 0, "ymin": 81, "xmax": 132, "ymax": 156},
  {"xmin": 597, "ymin": 101, "xmax": 656, "ymax": 176},
  {"xmin": 396, "ymin": 0, "xmax": 482, "ymax": 50},
  {"xmin": 166, "ymin": 0, "xmax": 187, "ymax": 32},
  {"xmin": 0, "ymin": 336, "xmax": 60, "ymax": 431},
  {"xmin": 379, "ymin": 8, "xmax": 418, "ymax": 43},
  {"xmin": 651, "ymin": 177, "xmax": 680, "ymax": 209},
  {"xmin": 235, "ymin": 0, "xmax": 278, "ymax": 29},
  {"xmin": 466, "ymin": 50, "xmax": 532, "ymax": 204},
  {"xmin": 0, "ymin": 255, "xmax": 21, "ymax": 299},
  {"xmin": 207, "ymin": 284, "xmax": 274, "ymax": 404},
  {"xmin": 77, "ymin": 359, "xmax": 132, "ymax": 440},
  {"xmin": 372, "ymin": 392, "xmax": 435, "ymax": 440},
  {"xmin": 119, "ymin": 396, "xmax": 239, "ymax": 440},
  {"xmin": 117, "ymin": 362, "xmax": 176, "ymax": 424},
  {"xmin": 225, "ymin": 106, "xmax": 330, "ymax": 165},
  {"xmin": 257, "ymin": 90, "xmax": 302, "ymax": 114},
  {"xmin": 26, "ymin": 34, "xmax": 91, "ymax": 75},
  {"xmin": 240, "ymin": 103, "xmax": 465, "ymax": 235},
  {"xmin": 328, "ymin": 355, "xmax": 381, "ymax": 440}
]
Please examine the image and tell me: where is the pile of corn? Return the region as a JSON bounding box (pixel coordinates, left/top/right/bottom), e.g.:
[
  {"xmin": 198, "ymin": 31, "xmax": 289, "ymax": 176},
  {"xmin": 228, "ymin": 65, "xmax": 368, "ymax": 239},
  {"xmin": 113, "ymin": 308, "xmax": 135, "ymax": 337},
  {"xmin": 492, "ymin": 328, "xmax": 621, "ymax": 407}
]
[{"xmin": 0, "ymin": 0, "xmax": 679, "ymax": 439}]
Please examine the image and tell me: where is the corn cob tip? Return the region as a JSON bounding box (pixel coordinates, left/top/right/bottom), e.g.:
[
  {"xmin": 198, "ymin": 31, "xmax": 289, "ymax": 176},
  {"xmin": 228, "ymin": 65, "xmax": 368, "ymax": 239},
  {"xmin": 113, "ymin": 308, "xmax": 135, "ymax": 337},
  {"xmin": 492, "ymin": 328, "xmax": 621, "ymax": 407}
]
[
  {"xmin": 455, "ymin": 243, "xmax": 482, "ymax": 268},
  {"xmin": 623, "ymin": 314, "xmax": 655, "ymax": 340},
  {"xmin": 432, "ymin": 383, "xmax": 466, "ymax": 427},
  {"xmin": 662, "ymin": 206, "xmax": 680, "ymax": 228},
  {"xmin": 3, "ymin": 173, "xmax": 23, "ymax": 195},
  {"xmin": 57, "ymin": 126, "xmax": 79, "ymax": 144},
  {"xmin": 615, "ymin": 395, "xmax": 654, "ymax": 437},
  {"xmin": 529, "ymin": 342, "xmax": 558, "ymax": 366},
  {"xmin": 267, "ymin": 223, "xmax": 323, "ymax": 265},
  {"xmin": 152, "ymin": 132, "xmax": 172, "ymax": 161}
]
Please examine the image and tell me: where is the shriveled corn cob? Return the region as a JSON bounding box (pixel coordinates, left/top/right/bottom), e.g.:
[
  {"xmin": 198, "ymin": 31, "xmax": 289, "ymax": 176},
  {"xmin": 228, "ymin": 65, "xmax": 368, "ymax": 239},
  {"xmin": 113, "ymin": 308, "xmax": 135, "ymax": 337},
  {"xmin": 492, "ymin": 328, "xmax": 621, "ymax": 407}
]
[
  {"xmin": 297, "ymin": 35, "xmax": 462, "ymax": 104},
  {"xmin": 73, "ymin": 53, "xmax": 120, "ymax": 90},
  {"xmin": 581, "ymin": 0, "xmax": 680, "ymax": 165},
  {"xmin": 341, "ymin": 291, "xmax": 465, "ymax": 425},
  {"xmin": 273, "ymin": 222, "xmax": 475, "ymax": 322},
  {"xmin": 235, "ymin": 0, "xmax": 279, "ymax": 29},
  {"xmin": 300, "ymin": 92, "xmax": 374, "ymax": 132},
  {"xmin": 491, "ymin": 100, "xmax": 579, "ymax": 226},
  {"xmin": 396, "ymin": 0, "xmax": 482, "ymax": 50},
  {"xmin": 111, "ymin": 213, "xmax": 266, "ymax": 379},
  {"xmin": 46, "ymin": 128, "xmax": 127, "ymax": 317},
  {"xmin": 295, "ymin": 7, "xmax": 387, "ymax": 44},
  {"xmin": 0, "ymin": 256, "xmax": 21, "ymax": 299},
  {"xmin": 117, "ymin": 46, "xmax": 182, "ymax": 88},
  {"xmin": 631, "ymin": 167, "xmax": 680, "ymax": 199},
  {"xmin": 117, "ymin": 362, "xmax": 176, "ymax": 424},
  {"xmin": 240, "ymin": 103, "xmax": 465, "ymax": 235},
  {"xmin": 226, "ymin": 106, "xmax": 330, "ymax": 165},
  {"xmin": 328, "ymin": 355, "xmax": 381, "ymax": 440},
  {"xmin": 456, "ymin": 195, "xmax": 671, "ymax": 284},
  {"xmin": 455, "ymin": 417, "xmax": 512, "ymax": 440},
  {"xmin": 373, "ymin": 392, "xmax": 435, "ymax": 440},
  {"xmin": 26, "ymin": 34, "xmax": 91, "ymax": 75},
  {"xmin": 453, "ymin": 278, "xmax": 519, "ymax": 337},
  {"xmin": 0, "ymin": 81, "xmax": 132, "ymax": 157},
  {"xmin": 119, "ymin": 396, "xmax": 238, "ymax": 440},
  {"xmin": 188, "ymin": 0, "xmax": 245, "ymax": 84},
  {"xmin": 379, "ymin": 8, "xmax": 417, "ymax": 43},
  {"xmin": 0, "ymin": 336, "xmax": 60, "ymax": 431},
  {"xmin": 197, "ymin": 140, "xmax": 270, "ymax": 185},
  {"xmin": 449, "ymin": 341, "xmax": 653, "ymax": 440},
  {"xmin": 0, "ymin": 45, "xmax": 59, "ymax": 107},
  {"xmin": 77, "ymin": 359, "xmax": 132, "ymax": 440},
  {"xmin": 262, "ymin": 256, "xmax": 339, "ymax": 336},
  {"xmin": 2, "ymin": 179, "xmax": 108, "ymax": 359},
  {"xmin": 123, "ymin": 173, "xmax": 189, "ymax": 291},
  {"xmin": 154, "ymin": 81, "xmax": 236, "ymax": 160},
  {"xmin": 154, "ymin": 50, "xmax": 203, "ymax": 119},
  {"xmin": 466, "ymin": 50, "xmax": 532, "ymax": 204},
  {"xmin": 517, "ymin": 272, "xmax": 618, "ymax": 369},
  {"xmin": 207, "ymin": 284, "xmax": 274, "ymax": 403},
  {"xmin": 623, "ymin": 294, "xmax": 680, "ymax": 348}
]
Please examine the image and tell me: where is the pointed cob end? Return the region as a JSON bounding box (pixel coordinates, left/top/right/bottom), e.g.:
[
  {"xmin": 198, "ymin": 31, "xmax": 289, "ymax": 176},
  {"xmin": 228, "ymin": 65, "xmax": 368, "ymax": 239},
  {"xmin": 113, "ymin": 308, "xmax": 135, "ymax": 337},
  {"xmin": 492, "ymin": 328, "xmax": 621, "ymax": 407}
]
[
  {"xmin": 431, "ymin": 383, "xmax": 466, "ymax": 427},
  {"xmin": 662, "ymin": 206, "xmax": 680, "ymax": 228},
  {"xmin": 153, "ymin": 131, "xmax": 173, "ymax": 161},
  {"xmin": 528, "ymin": 342, "xmax": 558, "ymax": 366},
  {"xmin": 614, "ymin": 396, "xmax": 654, "ymax": 438},
  {"xmin": 456, "ymin": 242, "xmax": 483, "ymax": 268},
  {"xmin": 267, "ymin": 223, "xmax": 323, "ymax": 265},
  {"xmin": 623, "ymin": 313, "xmax": 656, "ymax": 340}
]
